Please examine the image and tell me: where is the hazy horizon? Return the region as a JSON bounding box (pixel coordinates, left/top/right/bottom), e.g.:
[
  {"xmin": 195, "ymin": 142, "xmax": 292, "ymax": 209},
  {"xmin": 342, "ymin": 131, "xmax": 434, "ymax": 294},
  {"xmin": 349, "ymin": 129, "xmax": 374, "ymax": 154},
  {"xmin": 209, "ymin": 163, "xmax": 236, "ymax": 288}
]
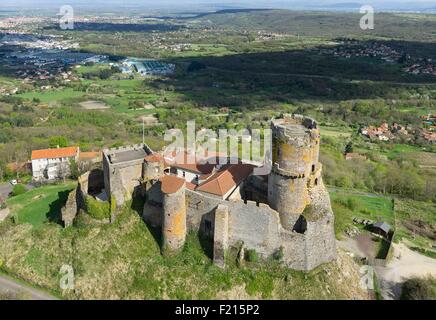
[{"xmin": 1, "ymin": 0, "xmax": 436, "ymax": 13}]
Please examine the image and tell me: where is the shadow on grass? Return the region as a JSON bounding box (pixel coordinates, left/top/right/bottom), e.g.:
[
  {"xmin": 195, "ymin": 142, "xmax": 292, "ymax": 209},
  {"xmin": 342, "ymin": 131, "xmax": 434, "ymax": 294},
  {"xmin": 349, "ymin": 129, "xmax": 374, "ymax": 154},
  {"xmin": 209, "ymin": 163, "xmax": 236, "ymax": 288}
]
[
  {"xmin": 198, "ymin": 232, "xmax": 214, "ymax": 260},
  {"xmin": 130, "ymin": 192, "xmax": 163, "ymax": 248},
  {"xmin": 47, "ymin": 190, "xmax": 72, "ymax": 226}
]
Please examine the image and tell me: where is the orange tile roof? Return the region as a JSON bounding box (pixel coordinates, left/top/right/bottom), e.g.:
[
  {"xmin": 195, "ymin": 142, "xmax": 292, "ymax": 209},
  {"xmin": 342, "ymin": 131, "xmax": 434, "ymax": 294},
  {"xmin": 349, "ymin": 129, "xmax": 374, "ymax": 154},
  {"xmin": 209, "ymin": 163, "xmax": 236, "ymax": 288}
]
[
  {"xmin": 31, "ymin": 146, "xmax": 79, "ymax": 160},
  {"xmin": 164, "ymin": 151, "xmax": 216, "ymax": 174},
  {"xmin": 160, "ymin": 175, "xmax": 185, "ymax": 194},
  {"xmin": 196, "ymin": 164, "xmax": 254, "ymax": 197},
  {"xmin": 144, "ymin": 153, "xmax": 164, "ymax": 163},
  {"xmin": 186, "ymin": 181, "xmax": 197, "ymax": 191},
  {"xmin": 78, "ymin": 151, "xmax": 102, "ymax": 161}
]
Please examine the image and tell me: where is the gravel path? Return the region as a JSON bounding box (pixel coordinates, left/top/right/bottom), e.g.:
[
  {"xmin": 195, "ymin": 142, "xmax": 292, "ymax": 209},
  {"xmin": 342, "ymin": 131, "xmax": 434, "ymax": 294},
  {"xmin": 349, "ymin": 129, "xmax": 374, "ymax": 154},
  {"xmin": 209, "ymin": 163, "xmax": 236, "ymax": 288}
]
[
  {"xmin": 0, "ymin": 274, "xmax": 57, "ymax": 300},
  {"xmin": 374, "ymin": 243, "xmax": 436, "ymax": 300}
]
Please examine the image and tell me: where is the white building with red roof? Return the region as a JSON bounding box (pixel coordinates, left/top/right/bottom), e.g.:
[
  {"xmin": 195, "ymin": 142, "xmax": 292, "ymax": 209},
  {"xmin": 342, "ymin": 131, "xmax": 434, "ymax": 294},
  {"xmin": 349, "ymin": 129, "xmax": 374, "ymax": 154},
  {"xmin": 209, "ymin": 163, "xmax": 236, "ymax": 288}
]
[{"xmin": 31, "ymin": 146, "xmax": 80, "ymax": 181}]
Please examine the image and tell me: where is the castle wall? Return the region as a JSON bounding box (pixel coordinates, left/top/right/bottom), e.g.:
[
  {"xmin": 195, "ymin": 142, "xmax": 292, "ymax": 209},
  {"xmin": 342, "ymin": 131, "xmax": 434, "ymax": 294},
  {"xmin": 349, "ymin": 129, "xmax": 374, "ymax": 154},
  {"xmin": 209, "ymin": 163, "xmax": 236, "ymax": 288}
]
[
  {"xmin": 213, "ymin": 204, "xmax": 229, "ymax": 268},
  {"xmin": 140, "ymin": 115, "xmax": 336, "ymax": 271},
  {"xmin": 226, "ymin": 201, "xmax": 281, "ymax": 257},
  {"xmin": 103, "ymin": 144, "xmax": 151, "ymax": 206},
  {"xmin": 144, "ymin": 176, "xmax": 336, "ymax": 271},
  {"xmin": 162, "ymin": 184, "xmax": 187, "ymax": 254}
]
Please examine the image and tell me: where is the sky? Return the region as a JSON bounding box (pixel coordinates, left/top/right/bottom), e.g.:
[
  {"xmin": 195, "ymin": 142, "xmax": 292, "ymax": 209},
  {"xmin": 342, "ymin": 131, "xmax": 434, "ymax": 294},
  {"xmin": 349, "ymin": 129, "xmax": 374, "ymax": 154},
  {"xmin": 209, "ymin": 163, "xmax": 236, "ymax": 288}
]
[{"xmin": 1, "ymin": 0, "xmax": 435, "ymax": 12}]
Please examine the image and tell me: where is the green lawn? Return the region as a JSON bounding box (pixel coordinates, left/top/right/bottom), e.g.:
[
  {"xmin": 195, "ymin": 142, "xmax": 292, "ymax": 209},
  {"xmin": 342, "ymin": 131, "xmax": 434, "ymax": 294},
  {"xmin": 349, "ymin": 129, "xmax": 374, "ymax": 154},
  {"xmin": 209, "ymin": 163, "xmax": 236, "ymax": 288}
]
[
  {"xmin": 329, "ymin": 190, "xmax": 395, "ymax": 238},
  {"xmin": 320, "ymin": 126, "xmax": 353, "ymax": 138},
  {"xmin": 17, "ymin": 88, "xmax": 85, "ymax": 103},
  {"xmin": 6, "ymin": 183, "xmax": 76, "ymax": 227}
]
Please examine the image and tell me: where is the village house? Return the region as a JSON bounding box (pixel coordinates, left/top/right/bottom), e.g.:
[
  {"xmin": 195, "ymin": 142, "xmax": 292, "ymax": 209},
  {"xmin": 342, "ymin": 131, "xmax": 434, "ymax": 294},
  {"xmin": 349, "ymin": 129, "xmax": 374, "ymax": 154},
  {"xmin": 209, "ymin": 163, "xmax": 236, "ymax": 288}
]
[
  {"xmin": 361, "ymin": 122, "xmax": 410, "ymax": 141},
  {"xmin": 31, "ymin": 146, "xmax": 80, "ymax": 181}
]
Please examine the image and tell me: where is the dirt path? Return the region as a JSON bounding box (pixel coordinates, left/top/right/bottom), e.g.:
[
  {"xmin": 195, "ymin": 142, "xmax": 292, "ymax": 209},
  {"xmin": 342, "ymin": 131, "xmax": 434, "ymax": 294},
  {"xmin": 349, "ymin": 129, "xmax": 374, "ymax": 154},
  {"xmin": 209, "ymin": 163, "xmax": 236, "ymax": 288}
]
[
  {"xmin": 0, "ymin": 274, "xmax": 57, "ymax": 300},
  {"xmin": 374, "ymin": 243, "xmax": 436, "ymax": 300}
]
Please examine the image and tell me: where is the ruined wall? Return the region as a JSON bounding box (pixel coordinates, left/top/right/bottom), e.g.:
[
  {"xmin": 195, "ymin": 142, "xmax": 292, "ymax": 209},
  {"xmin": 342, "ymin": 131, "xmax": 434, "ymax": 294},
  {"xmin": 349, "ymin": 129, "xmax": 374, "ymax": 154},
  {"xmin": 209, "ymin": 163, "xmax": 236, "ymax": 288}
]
[
  {"xmin": 144, "ymin": 180, "xmax": 336, "ymax": 271},
  {"xmin": 226, "ymin": 201, "xmax": 282, "ymax": 257},
  {"xmin": 213, "ymin": 204, "xmax": 229, "ymax": 268},
  {"xmin": 78, "ymin": 169, "xmax": 104, "ymax": 196},
  {"xmin": 61, "ymin": 189, "xmax": 78, "ymax": 228},
  {"xmin": 185, "ymin": 189, "xmax": 222, "ymax": 235},
  {"xmin": 303, "ymin": 178, "xmax": 337, "ymax": 270},
  {"xmin": 103, "ymin": 144, "xmax": 150, "ymax": 206}
]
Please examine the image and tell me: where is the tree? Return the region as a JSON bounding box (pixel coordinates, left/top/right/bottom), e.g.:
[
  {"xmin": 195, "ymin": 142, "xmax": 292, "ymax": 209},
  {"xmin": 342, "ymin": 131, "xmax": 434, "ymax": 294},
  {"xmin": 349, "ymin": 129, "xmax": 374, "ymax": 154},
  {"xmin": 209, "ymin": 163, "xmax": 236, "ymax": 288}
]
[
  {"xmin": 401, "ymin": 278, "xmax": 435, "ymax": 300},
  {"xmin": 69, "ymin": 159, "xmax": 80, "ymax": 180},
  {"xmin": 345, "ymin": 141, "xmax": 353, "ymax": 154},
  {"xmin": 187, "ymin": 61, "xmax": 206, "ymax": 73},
  {"xmin": 49, "ymin": 136, "xmax": 69, "ymax": 148}
]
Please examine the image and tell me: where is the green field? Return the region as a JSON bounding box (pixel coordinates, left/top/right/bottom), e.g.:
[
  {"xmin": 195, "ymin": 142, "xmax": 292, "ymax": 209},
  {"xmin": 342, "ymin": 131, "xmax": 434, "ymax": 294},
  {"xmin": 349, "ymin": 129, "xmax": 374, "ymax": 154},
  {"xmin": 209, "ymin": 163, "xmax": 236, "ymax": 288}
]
[
  {"xmin": 394, "ymin": 198, "xmax": 436, "ymax": 257},
  {"xmin": 329, "ymin": 189, "xmax": 395, "ymax": 238},
  {"xmin": 17, "ymin": 88, "xmax": 85, "ymax": 103},
  {"xmin": 320, "ymin": 126, "xmax": 353, "ymax": 138},
  {"xmin": 6, "ymin": 183, "xmax": 76, "ymax": 227}
]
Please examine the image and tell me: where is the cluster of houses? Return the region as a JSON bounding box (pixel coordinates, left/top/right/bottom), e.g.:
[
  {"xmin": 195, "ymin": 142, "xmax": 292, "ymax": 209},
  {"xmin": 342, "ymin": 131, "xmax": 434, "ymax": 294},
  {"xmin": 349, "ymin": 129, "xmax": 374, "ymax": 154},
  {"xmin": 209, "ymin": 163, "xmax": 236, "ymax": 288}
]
[
  {"xmin": 403, "ymin": 59, "xmax": 436, "ymax": 76},
  {"xmin": 322, "ymin": 39, "xmax": 436, "ymax": 77},
  {"xmin": 360, "ymin": 121, "xmax": 436, "ymax": 144},
  {"xmin": 422, "ymin": 114, "xmax": 436, "ymax": 128},
  {"xmin": 360, "ymin": 122, "xmax": 411, "ymax": 142},
  {"xmin": 323, "ymin": 40, "xmax": 403, "ymax": 63},
  {"xmin": 1, "ymin": 33, "xmax": 107, "ymax": 82}
]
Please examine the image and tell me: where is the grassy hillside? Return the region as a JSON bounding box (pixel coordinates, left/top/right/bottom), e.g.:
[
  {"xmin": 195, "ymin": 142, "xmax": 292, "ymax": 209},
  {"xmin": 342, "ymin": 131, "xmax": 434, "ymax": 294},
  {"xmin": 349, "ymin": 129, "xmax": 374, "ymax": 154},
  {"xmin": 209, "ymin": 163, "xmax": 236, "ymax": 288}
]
[
  {"xmin": 0, "ymin": 197, "xmax": 369, "ymax": 300},
  {"xmin": 196, "ymin": 10, "xmax": 436, "ymax": 43}
]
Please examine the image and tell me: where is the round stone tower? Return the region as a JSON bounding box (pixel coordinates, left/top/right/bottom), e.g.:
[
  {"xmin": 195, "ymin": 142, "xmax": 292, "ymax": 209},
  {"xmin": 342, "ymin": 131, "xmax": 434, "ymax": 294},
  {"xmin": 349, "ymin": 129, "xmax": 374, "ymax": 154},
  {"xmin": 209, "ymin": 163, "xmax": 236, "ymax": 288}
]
[
  {"xmin": 161, "ymin": 175, "xmax": 187, "ymax": 255},
  {"xmin": 268, "ymin": 114, "xmax": 321, "ymax": 230}
]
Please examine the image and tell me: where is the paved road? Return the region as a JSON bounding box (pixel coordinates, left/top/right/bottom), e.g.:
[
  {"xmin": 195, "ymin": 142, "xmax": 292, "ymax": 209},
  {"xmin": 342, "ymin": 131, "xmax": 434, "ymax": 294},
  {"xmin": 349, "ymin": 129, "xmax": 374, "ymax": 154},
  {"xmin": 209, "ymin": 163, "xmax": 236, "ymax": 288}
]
[
  {"xmin": 0, "ymin": 183, "xmax": 12, "ymax": 200},
  {"xmin": 0, "ymin": 274, "xmax": 57, "ymax": 300}
]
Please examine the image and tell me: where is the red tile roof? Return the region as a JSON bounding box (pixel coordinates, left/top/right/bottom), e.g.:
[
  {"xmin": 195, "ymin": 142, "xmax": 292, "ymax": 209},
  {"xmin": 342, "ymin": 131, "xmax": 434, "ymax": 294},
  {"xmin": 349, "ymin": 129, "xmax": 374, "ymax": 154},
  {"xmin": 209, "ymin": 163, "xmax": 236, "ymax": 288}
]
[
  {"xmin": 163, "ymin": 151, "xmax": 216, "ymax": 174},
  {"xmin": 31, "ymin": 146, "xmax": 79, "ymax": 160},
  {"xmin": 144, "ymin": 153, "xmax": 164, "ymax": 163},
  {"xmin": 160, "ymin": 175, "xmax": 185, "ymax": 194},
  {"xmin": 79, "ymin": 151, "xmax": 102, "ymax": 161},
  {"xmin": 196, "ymin": 164, "xmax": 254, "ymax": 197}
]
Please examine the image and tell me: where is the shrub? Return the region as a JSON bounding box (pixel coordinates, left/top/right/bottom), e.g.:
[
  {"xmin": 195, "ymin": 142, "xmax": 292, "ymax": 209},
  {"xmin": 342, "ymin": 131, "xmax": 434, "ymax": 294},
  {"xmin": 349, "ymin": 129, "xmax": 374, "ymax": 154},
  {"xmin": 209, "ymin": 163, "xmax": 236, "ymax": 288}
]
[
  {"xmin": 85, "ymin": 196, "xmax": 110, "ymax": 220},
  {"xmin": 273, "ymin": 246, "xmax": 284, "ymax": 261},
  {"xmin": 400, "ymin": 277, "xmax": 435, "ymax": 300},
  {"xmin": 245, "ymin": 249, "xmax": 259, "ymax": 263},
  {"xmin": 346, "ymin": 197, "xmax": 360, "ymax": 211},
  {"xmin": 11, "ymin": 184, "xmax": 27, "ymax": 197}
]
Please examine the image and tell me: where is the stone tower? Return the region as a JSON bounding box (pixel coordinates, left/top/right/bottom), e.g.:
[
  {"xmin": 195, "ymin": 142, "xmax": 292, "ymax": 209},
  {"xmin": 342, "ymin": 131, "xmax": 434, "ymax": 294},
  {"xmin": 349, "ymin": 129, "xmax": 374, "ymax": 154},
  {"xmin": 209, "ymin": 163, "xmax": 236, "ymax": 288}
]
[
  {"xmin": 268, "ymin": 114, "xmax": 321, "ymax": 230},
  {"xmin": 161, "ymin": 175, "xmax": 187, "ymax": 255}
]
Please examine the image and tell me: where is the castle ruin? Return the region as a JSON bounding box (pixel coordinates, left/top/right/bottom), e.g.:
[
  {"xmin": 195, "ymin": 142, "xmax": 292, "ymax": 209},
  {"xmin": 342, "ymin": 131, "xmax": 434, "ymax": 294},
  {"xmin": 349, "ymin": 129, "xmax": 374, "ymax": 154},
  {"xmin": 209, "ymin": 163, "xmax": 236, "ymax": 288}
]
[{"xmin": 72, "ymin": 114, "xmax": 337, "ymax": 271}]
